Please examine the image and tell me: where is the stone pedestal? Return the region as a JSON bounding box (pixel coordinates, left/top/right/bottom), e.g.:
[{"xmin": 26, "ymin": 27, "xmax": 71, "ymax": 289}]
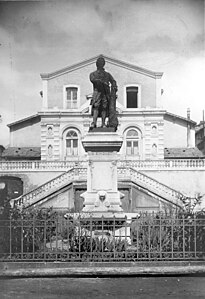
[
  {"xmin": 81, "ymin": 130, "xmax": 124, "ymax": 215},
  {"xmin": 77, "ymin": 129, "xmax": 140, "ymax": 245}
]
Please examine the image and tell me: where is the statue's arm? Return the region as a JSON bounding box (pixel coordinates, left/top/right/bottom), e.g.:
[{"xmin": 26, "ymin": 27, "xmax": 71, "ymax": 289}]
[
  {"xmin": 89, "ymin": 72, "xmax": 95, "ymax": 84},
  {"xmin": 109, "ymin": 73, "xmax": 118, "ymax": 90}
]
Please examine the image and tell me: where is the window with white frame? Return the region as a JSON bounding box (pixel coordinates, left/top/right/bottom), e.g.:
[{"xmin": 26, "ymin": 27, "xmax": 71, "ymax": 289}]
[
  {"xmin": 65, "ymin": 86, "xmax": 78, "ymax": 109},
  {"xmin": 126, "ymin": 86, "xmax": 139, "ymax": 108},
  {"xmin": 65, "ymin": 130, "xmax": 78, "ymax": 156},
  {"xmin": 126, "ymin": 129, "xmax": 140, "ymax": 156}
]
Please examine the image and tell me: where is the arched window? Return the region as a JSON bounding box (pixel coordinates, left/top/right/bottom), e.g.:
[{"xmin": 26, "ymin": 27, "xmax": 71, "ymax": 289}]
[
  {"xmin": 126, "ymin": 129, "xmax": 140, "ymax": 156},
  {"xmin": 66, "ymin": 130, "xmax": 78, "ymax": 156}
]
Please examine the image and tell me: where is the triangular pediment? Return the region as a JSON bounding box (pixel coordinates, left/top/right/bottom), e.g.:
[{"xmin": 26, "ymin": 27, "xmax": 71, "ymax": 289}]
[{"xmin": 40, "ymin": 54, "xmax": 163, "ymax": 80}]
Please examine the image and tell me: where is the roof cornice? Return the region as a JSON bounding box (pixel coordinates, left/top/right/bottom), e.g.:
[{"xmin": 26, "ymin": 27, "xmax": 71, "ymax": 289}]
[
  {"xmin": 7, "ymin": 114, "xmax": 40, "ymax": 128},
  {"xmin": 165, "ymin": 112, "xmax": 196, "ymax": 125},
  {"xmin": 40, "ymin": 54, "xmax": 163, "ymax": 80}
]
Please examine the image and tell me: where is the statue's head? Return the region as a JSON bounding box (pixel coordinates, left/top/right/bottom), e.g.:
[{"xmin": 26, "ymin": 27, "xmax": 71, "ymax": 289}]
[{"xmin": 96, "ymin": 56, "xmax": 105, "ymax": 69}]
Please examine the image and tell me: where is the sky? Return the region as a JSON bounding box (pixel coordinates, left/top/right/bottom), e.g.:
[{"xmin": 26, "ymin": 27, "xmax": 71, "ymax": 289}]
[{"xmin": 0, "ymin": 0, "xmax": 204, "ymax": 146}]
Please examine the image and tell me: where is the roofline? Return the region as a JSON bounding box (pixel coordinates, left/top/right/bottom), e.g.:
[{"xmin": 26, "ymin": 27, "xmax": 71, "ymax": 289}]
[
  {"xmin": 7, "ymin": 114, "xmax": 40, "ymax": 128},
  {"xmin": 40, "ymin": 54, "xmax": 163, "ymax": 80},
  {"xmin": 165, "ymin": 112, "xmax": 196, "ymax": 125}
]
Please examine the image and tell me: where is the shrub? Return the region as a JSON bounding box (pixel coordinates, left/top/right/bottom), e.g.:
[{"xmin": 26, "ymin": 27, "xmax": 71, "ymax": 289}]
[{"xmin": 1, "ymin": 206, "xmax": 205, "ymax": 261}]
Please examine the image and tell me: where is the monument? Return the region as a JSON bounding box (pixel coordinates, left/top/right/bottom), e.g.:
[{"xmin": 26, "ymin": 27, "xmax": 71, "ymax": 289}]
[
  {"xmin": 89, "ymin": 55, "xmax": 118, "ymax": 131},
  {"xmin": 81, "ymin": 56, "xmax": 124, "ymax": 218},
  {"xmin": 63, "ymin": 56, "xmax": 139, "ymax": 243}
]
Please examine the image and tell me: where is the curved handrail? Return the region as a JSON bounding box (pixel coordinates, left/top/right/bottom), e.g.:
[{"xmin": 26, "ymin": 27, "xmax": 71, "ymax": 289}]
[
  {"xmin": 12, "ymin": 167, "xmax": 87, "ymax": 208},
  {"xmin": 117, "ymin": 167, "xmax": 186, "ymax": 205}
]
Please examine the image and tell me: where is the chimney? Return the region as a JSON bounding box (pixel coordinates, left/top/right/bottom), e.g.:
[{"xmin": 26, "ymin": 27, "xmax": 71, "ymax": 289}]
[{"xmin": 187, "ymin": 108, "xmax": 191, "ymax": 148}]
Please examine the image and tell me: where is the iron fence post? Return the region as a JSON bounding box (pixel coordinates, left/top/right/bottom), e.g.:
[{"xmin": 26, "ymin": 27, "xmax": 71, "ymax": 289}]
[
  {"xmin": 171, "ymin": 217, "xmax": 174, "ymax": 259},
  {"xmin": 44, "ymin": 219, "xmax": 47, "ymax": 260},
  {"xmin": 9, "ymin": 216, "xmax": 12, "ymax": 258},
  {"xmin": 102, "ymin": 216, "xmax": 104, "ymax": 261},
  {"xmin": 55, "ymin": 214, "xmax": 58, "ymax": 261},
  {"xmin": 194, "ymin": 214, "xmax": 197, "ymax": 258},
  {"xmin": 182, "ymin": 214, "xmax": 185, "ymax": 259},
  {"xmin": 21, "ymin": 216, "xmax": 24, "ymax": 259},
  {"xmin": 67, "ymin": 216, "xmax": 70, "ymax": 261},
  {"xmin": 32, "ymin": 217, "xmax": 35, "ymax": 259},
  {"xmin": 125, "ymin": 216, "xmax": 127, "ymax": 260},
  {"xmin": 90, "ymin": 215, "xmax": 93, "ymax": 261},
  {"xmin": 113, "ymin": 216, "xmax": 116, "ymax": 260},
  {"xmin": 148, "ymin": 217, "xmax": 151, "ymax": 260},
  {"xmin": 78, "ymin": 214, "xmax": 81, "ymax": 259},
  {"xmin": 159, "ymin": 212, "xmax": 162, "ymax": 259}
]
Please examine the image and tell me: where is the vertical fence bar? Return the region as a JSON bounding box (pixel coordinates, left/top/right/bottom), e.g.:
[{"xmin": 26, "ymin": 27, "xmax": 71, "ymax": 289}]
[
  {"xmin": 9, "ymin": 217, "xmax": 12, "ymax": 259},
  {"xmin": 136, "ymin": 219, "xmax": 139, "ymax": 260},
  {"xmin": 125, "ymin": 216, "xmax": 127, "ymax": 261},
  {"xmin": 148, "ymin": 218, "xmax": 151, "ymax": 260},
  {"xmin": 90, "ymin": 215, "xmax": 93, "ymax": 261},
  {"xmin": 60, "ymin": 217, "xmax": 63, "ymax": 251},
  {"xmin": 67, "ymin": 216, "xmax": 70, "ymax": 261},
  {"xmin": 44, "ymin": 219, "xmax": 47, "ymax": 261},
  {"xmin": 113, "ymin": 216, "xmax": 116, "ymax": 260},
  {"xmin": 55, "ymin": 215, "xmax": 58, "ymax": 261},
  {"xmin": 101, "ymin": 216, "xmax": 104, "ymax": 261},
  {"xmin": 188, "ymin": 222, "xmax": 191, "ymax": 254},
  {"xmin": 21, "ymin": 217, "xmax": 24, "ymax": 259},
  {"xmin": 171, "ymin": 217, "xmax": 174, "ymax": 259},
  {"xmin": 32, "ymin": 217, "xmax": 35, "ymax": 260},
  {"xmin": 159, "ymin": 212, "xmax": 162, "ymax": 259},
  {"xmin": 78, "ymin": 214, "xmax": 81, "ymax": 260},
  {"xmin": 194, "ymin": 214, "xmax": 197, "ymax": 258},
  {"xmin": 182, "ymin": 215, "xmax": 185, "ymax": 259}
]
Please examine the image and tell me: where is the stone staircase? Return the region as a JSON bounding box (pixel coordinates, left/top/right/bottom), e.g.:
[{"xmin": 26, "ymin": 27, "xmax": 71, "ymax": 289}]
[
  {"xmin": 11, "ymin": 167, "xmax": 87, "ymax": 208},
  {"xmin": 12, "ymin": 166, "xmax": 187, "ymax": 208},
  {"xmin": 118, "ymin": 167, "xmax": 187, "ymax": 207}
]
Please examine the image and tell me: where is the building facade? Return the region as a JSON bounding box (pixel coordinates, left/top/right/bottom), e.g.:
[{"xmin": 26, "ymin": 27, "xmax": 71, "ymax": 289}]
[{"xmin": 1, "ymin": 55, "xmax": 205, "ymax": 211}]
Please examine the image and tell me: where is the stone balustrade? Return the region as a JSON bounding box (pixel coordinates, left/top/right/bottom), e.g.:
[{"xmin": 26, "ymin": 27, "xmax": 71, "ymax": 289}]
[
  {"xmin": 0, "ymin": 160, "xmax": 87, "ymax": 171},
  {"xmin": 1, "ymin": 159, "xmax": 205, "ymax": 172},
  {"xmin": 13, "ymin": 166, "xmax": 186, "ymax": 208},
  {"xmin": 117, "ymin": 159, "xmax": 205, "ymax": 170}
]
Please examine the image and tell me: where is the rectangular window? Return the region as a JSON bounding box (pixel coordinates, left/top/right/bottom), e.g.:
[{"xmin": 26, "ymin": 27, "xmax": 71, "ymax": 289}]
[
  {"xmin": 133, "ymin": 141, "xmax": 139, "ymax": 155},
  {"xmin": 126, "ymin": 87, "xmax": 138, "ymax": 108},
  {"xmin": 126, "ymin": 141, "xmax": 139, "ymax": 155},
  {"xmin": 126, "ymin": 141, "xmax": 132, "ymax": 155},
  {"xmin": 73, "ymin": 140, "xmax": 78, "ymax": 155},
  {"xmin": 66, "ymin": 139, "xmax": 78, "ymax": 155},
  {"xmin": 66, "ymin": 140, "xmax": 72, "ymax": 155},
  {"xmin": 66, "ymin": 87, "xmax": 78, "ymax": 109}
]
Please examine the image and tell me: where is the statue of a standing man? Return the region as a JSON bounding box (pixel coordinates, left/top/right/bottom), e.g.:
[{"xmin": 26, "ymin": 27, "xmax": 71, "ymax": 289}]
[{"xmin": 89, "ymin": 56, "xmax": 118, "ymax": 129}]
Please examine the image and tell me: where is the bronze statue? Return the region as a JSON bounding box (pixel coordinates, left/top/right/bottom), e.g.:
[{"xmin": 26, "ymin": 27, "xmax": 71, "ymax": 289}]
[{"xmin": 89, "ymin": 56, "xmax": 118, "ymax": 130}]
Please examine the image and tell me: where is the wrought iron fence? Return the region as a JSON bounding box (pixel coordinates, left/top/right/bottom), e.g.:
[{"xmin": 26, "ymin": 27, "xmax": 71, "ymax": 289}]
[{"xmin": 0, "ymin": 210, "xmax": 205, "ymax": 262}]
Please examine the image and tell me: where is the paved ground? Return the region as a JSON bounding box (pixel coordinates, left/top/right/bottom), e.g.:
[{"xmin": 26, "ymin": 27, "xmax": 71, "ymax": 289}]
[{"xmin": 1, "ymin": 276, "xmax": 205, "ymax": 299}]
